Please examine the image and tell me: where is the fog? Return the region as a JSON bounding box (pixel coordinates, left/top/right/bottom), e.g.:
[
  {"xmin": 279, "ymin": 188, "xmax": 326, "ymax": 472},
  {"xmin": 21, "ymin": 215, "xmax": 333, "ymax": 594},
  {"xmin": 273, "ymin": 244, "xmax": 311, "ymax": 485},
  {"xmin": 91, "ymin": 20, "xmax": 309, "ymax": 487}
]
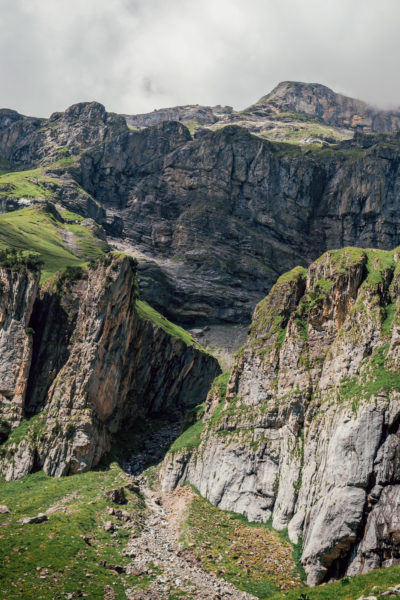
[{"xmin": 1, "ymin": 0, "xmax": 399, "ymax": 117}]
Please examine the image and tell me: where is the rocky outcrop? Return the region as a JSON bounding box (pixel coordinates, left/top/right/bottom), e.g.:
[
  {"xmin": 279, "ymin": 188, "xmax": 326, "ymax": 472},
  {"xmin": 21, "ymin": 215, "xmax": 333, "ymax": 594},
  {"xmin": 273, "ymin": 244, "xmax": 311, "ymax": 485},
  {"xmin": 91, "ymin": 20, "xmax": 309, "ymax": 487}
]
[
  {"xmin": 125, "ymin": 104, "xmax": 224, "ymax": 129},
  {"xmin": 162, "ymin": 247, "xmax": 400, "ymax": 586},
  {"xmin": 1, "ymin": 85, "xmax": 400, "ymax": 325},
  {"xmin": 126, "ymin": 81, "xmax": 400, "ymax": 135},
  {"xmin": 78, "ymin": 120, "xmax": 400, "ymax": 324},
  {"xmin": 0, "ymin": 254, "xmax": 219, "ymax": 480},
  {"xmin": 0, "ymin": 257, "xmax": 40, "ymax": 431},
  {"xmin": 246, "ymin": 81, "xmax": 400, "ymax": 132}
]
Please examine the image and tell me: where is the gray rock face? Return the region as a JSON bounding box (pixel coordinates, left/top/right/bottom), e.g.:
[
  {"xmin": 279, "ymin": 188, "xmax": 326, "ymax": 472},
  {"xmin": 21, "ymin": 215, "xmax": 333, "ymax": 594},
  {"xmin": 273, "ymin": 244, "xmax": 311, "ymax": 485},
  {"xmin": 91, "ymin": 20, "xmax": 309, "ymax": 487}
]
[
  {"xmin": 161, "ymin": 247, "xmax": 400, "ymax": 586},
  {"xmin": 0, "ymin": 265, "xmax": 39, "ymax": 428},
  {"xmin": 76, "ymin": 120, "xmax": 400, "ymax": 324},
  {"xmin": 0, "ymin": 255, "xmax": 220, "ymax": 480},
  {"xmin": 125, "ymin": 104, "xmax": 222, "ymax": 128},
  {"xmin": 2, "ymin": 85, "xmax": 400, "ymax": 325},
  {"xmin": 247, "ymin": 81, "xmax": 400, "ymax": 132}
]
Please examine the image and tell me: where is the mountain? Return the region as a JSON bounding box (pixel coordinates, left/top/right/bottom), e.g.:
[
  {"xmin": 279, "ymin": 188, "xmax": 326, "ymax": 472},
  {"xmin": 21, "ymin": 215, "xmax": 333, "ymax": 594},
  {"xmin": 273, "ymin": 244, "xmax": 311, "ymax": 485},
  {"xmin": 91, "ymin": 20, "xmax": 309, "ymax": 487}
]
[
  {"xmin": 248, "ymin": 81, "xmax": 400, "ymax": 132},
  {"xmin": 162, "ymin": 246, "xmax": 400, "ymax": 586},
  {"xmin": 2, "ymin": 83, "xmax": 400, "ymax": 598},
  {"xmin": 1, "ymin": 84, "xmax": 400, "ymax": 329}
]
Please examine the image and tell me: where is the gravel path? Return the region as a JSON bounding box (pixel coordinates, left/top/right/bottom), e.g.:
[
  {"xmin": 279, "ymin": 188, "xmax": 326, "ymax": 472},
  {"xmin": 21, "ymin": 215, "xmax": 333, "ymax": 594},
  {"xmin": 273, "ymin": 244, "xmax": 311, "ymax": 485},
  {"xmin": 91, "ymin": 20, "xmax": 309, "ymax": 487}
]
[{"xmin": 123, "ymin": 425, "xmax": 256, "ymax": 600}]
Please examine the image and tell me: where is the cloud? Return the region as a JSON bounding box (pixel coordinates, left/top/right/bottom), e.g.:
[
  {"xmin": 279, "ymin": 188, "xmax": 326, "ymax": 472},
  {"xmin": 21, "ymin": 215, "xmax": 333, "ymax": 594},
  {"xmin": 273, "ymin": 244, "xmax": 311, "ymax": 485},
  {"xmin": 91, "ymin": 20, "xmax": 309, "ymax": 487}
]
[{"xmin": 0, "ymin": 0, "xmax": 399, "ymax": 117}]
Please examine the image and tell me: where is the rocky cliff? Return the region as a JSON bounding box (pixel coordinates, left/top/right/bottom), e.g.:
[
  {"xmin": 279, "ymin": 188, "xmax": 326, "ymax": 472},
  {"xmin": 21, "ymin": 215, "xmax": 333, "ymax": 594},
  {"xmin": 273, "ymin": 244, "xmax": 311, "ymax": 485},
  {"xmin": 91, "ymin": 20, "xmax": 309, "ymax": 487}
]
[
  {"xmin": 0, "ymin": 254, "xmax": 40, "ymax": 434},
  {"xmin": 0, "ymin": 254, "xmax": 220, "ymax": 480},
  {"xmin": 162, "ymin": 247, "xmax": 400, "ymax": 586},
  {"xmin": 1, "ymin": 84, "xmax": 400, "ymax": 326},
  {"xmin": 249, "ymin": 81, "xmax": 400, "ymax": 132}
]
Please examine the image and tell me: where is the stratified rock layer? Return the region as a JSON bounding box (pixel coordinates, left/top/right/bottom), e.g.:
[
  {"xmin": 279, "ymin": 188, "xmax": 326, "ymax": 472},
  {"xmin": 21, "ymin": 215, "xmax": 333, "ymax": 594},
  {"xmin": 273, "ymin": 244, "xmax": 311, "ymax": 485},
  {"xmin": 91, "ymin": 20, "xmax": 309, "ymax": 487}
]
[
  {"xmin": 162, "ymin": 247, "xmax": 400, "ymax": 585},
  {"xmin": 0, "ymin": 264, "xmax": 39, "ymax": 429},
  {"xmin": 2, "ymin": 83, "xmax": 400, "ymax": 325},
  {"xmin": 0, "ymin": 255, "xmax": 220, "ymax": 480}
]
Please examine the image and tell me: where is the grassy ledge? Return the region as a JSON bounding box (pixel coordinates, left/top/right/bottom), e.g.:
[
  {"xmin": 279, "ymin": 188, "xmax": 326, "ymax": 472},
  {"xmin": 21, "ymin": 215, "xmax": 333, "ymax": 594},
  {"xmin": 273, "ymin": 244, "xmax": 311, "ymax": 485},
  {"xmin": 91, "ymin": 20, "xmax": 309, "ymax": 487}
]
[
  {"xmin": 0, "ymin": 205, "xmax": 106, "ymax": 280},
  {"xmin": 135, "ymin": 299, "xmax": 207, "ymax": 351}
]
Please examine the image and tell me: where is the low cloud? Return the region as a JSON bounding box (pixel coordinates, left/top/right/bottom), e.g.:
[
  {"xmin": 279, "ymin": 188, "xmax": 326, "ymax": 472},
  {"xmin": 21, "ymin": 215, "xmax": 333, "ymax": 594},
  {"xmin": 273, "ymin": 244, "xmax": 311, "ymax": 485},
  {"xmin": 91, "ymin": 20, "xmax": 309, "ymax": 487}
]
[{"xmin": 1, "ymin": 0, "xmax": 399, "ymax": 117}]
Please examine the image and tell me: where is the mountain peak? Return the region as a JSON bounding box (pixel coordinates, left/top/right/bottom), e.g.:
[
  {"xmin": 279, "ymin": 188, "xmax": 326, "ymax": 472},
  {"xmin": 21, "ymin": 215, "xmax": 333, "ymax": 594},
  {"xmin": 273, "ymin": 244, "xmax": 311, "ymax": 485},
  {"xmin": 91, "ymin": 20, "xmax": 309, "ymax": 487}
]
[{"xmin": 249, "ymin": 80, "xmax": 400, "ymax": 132}]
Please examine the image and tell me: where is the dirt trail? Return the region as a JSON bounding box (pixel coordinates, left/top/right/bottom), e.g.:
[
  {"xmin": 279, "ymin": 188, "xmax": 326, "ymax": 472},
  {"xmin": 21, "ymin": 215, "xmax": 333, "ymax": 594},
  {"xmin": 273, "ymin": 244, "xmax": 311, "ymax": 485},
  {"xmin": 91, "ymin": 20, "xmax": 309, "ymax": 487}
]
[{"xmin": 123, "ymin": 425, "xmax": 256, "ymax": 600}]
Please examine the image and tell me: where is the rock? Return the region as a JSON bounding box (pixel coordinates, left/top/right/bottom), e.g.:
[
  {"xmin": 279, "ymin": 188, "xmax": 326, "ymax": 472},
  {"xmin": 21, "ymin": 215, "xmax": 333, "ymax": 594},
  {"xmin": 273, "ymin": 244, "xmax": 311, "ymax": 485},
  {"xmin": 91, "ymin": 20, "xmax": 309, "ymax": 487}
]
[
  {"xmin": 125, "ymin": 482, "xmax": 140, "ymax": 494},
  {"xmin": 114, "ymin": 510, "xmax": 131, "ymax": 522},
  {"xmin": 250, "ymin": 81, "xmax": 400, "ymax": 132},
  {"xmin": 103, "ymin": 521, "xmax": 114, "ymax": 533},
  {"xmin": 105, "ymin": 488, "xmax": 127, "ymax": 505},
  {"xmin": 45, "ymin": 505, "xmax": 67, "ymax": 515},
  {"xmin": 2, "ymin": 87, "xmax": 400, "ymax": 326},
  {"xmin": 0, "ymin": 505, "xmax": 10, "ymax": 514},
  {"xmin": 162, "ymin": 247, "xmax": 400, "ymax": 586},
  {"xmin": 0, "ymin": 265, "xmax": 39, "ymax": 431},
  {"xmin": 0, "ymin": 255, "xmax": 220, "ymax": 480},
  {"xmin": 100, "ymin": 561, "xmax": 126, "ymax": 573},
  {"xmin": 19, "ymin": 513, "xmax": 48, "ymax": 525}
]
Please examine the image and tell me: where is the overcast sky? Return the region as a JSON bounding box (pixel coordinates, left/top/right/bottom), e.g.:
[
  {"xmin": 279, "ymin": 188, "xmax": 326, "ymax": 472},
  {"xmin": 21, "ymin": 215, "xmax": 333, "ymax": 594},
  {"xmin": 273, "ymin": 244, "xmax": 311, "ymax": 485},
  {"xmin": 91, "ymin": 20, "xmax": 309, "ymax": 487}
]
[{"xmin": 1, "ymin": 0, "xmax": 399, "ymax": 117}]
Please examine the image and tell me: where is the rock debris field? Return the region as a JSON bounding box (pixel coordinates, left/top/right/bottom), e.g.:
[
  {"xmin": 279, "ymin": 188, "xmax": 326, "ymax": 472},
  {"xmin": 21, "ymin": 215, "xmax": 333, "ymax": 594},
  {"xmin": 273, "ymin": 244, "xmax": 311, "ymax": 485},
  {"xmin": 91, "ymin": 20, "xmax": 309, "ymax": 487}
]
[{"xmin": 123, "ymin": 425, "xmax": 256, "ymax": 599}]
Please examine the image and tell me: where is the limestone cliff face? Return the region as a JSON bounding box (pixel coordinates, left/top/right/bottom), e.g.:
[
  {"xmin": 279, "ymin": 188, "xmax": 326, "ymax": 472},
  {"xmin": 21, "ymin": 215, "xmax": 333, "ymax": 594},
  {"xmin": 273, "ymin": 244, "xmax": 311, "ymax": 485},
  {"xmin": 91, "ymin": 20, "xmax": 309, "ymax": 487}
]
[
  {"xmin": 78, "ymin": 122, "xmax": 400, "ymax": 324},
  {"xmin": 162, "ymin": 247, "xmax": 400, "ymax": 586},
  {"xmin": 0, "ymin": 263, "xmax": 39, "ymax": 432},
  {"xmin": 0, "ymin": 255, "xmax": 219, "ymax": 480}
]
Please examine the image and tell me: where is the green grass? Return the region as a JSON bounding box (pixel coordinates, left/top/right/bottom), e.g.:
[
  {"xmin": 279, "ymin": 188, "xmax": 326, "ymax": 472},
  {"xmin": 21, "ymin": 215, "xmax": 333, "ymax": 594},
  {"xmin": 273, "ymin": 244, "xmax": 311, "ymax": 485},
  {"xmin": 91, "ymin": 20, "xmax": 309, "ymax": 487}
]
[
  {"xmin": 269, "ymin": 564, "xmax": 400, "ymax": 599},
  {"xmin": 181, "ymin": 488, "xmax": 303, "ymax": 598},
  {"xmin": 211, "ymin": 370, "xmax": 231, "ymax": 398},
  {"xmin": 181, "ymin": 491, "xmax": 400, "ymax": 600},
  {"xmin": 60, "ymin": 210, "xmax": 85, "ymax": 223},
  {"xmin": 0, "ymin": 168, "xmax": 59, "ymax": 199},
  {"xmin": 169, "ymin": 418, "xmax": 204, "ymax": 454},
  {"xmin": 0, "ymin": 465, "xmax": 149, "ymax": 600},
  {"xmin": 0, "ymin": 204, "xmax": 106, "ymax": 280},
  {"xmin": 339, "ymin": 344, "xmax": 400, "ymax": 412},
  {"xmin": 135, "ymin": 299, "xmax": 207, "ymax": 350},
  {"xmin": 365, "ymin": 248, "xmax": 395, "ymax": 286}
]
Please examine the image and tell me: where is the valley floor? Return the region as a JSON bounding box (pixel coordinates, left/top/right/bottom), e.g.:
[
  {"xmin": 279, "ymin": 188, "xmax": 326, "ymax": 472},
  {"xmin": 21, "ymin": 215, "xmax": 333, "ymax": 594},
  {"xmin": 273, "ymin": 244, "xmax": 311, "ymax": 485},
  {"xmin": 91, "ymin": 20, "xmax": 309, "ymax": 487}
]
[{"xmin": 2, "ymin": 418, "xmax": 400, "ymax": 599}]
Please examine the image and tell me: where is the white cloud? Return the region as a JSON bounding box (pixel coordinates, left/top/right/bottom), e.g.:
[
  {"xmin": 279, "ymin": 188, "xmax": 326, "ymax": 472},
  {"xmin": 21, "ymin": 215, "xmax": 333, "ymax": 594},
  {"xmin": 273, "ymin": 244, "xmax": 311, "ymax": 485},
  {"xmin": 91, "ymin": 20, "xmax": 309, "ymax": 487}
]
[{"xmin": 0, "ymin": 0, "xmax": 399, "ymax": 117}]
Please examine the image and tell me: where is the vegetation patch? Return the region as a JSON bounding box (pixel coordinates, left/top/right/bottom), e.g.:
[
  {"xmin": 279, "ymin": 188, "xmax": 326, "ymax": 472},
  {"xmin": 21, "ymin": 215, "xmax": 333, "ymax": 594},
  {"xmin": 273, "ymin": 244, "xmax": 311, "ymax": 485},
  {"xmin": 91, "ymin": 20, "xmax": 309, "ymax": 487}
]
[
  {"xmin": 135, "ymin": 299, "xmax": 207, "ymax": 351},
  {"xmin": 0, "ymin": 465, "xmax": 147, "ymax": 600},
  {"xmin": 0, "ymin": 205, "xmax": 105, "ymax": 280},
  {"xmin": 181, "ymin": 489, "xmax": 303, "ymax": 598},
  {"xmin": 269, "ymin": 563, "xmax": 400, "ymax": 600},
  {"xmin": 0, "ymin": 168, "xmax": 59, "ymax": 200},
  {"xmin": 364, "ymin": 248, "xmax": 395, "ymax": 286},
  {"xmin": 338, "ymin": 344, "xmax": 400, "ymax": 412}
]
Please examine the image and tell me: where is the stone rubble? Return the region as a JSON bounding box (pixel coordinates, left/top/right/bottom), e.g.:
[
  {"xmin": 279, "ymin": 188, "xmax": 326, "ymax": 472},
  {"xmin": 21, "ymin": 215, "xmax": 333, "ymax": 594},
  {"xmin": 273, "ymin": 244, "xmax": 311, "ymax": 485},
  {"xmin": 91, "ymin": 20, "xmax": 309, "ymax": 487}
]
[{"xmin": 124, "ymin": 424, "xmax": 256, "ymax": 600}]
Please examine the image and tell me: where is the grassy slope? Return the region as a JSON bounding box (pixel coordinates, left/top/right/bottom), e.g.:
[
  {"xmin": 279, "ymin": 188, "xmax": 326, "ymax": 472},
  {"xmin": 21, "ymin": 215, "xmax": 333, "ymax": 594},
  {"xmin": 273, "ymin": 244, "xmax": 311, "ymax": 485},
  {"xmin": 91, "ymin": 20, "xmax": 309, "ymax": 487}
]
[
  {"xmin": 269, "ymin": 566, "xmax": 400, "ymax": 600},
  {"xmin": 0, "ymin": 168, "xmax": 59, "ymax": 199},
  {"xmin": 181, "ymin": 489, "xmax": 303, "ymax": 599},
  {"xmin": 0, "ymin": 205, "xmax": 106, "ymax": 280},
  {"xmin": 135, "ymin": 298, "xmax": 207, "ymax": 350},
  {"xmin": 0, "ymin": 465, "xmax": 149, "ymax": 600}
]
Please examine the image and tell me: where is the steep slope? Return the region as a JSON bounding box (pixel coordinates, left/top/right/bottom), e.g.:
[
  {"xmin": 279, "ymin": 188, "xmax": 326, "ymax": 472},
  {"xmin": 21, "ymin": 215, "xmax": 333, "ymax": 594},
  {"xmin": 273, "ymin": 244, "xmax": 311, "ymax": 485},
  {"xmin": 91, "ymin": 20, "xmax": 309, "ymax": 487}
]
[
  {"xmin": 0, "ymin": 254, "xmax": 220, "ymax": 480},
  {"xmin": 162, "ymin": 247, "xmax": 400, "ymax": 586},
  {"xmin": 1, "ymin": 85, "xmax": 400, "ymax": 325},
  {"xmin": 0, "ymin": 253, "xmax": 40, "ymax": 433},
  {"xmin": 79, "ymin": 123, "xmax": 400, "ymax": 323},
  {"xmin": 250, "ymin": 81, "xmax": 400, "ymax": 132},
  {"xmin": 0, "ymin": 203, "xmax": 108, "ymax": 280}
]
